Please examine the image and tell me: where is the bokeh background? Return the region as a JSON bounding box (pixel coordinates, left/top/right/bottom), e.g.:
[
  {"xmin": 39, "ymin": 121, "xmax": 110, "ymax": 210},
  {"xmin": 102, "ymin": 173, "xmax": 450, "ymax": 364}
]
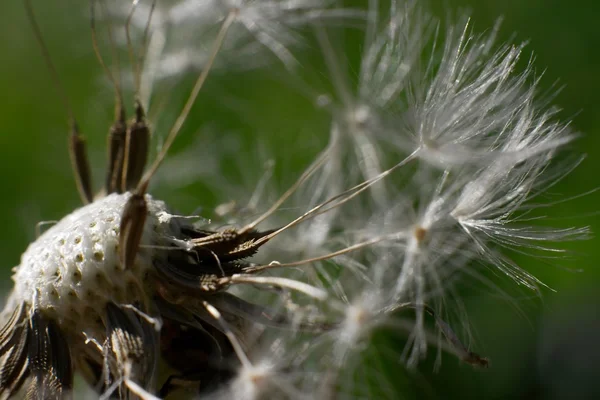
[{"xmin": 0, "ymin": 0, "xmax": 598, "ymax": 398}]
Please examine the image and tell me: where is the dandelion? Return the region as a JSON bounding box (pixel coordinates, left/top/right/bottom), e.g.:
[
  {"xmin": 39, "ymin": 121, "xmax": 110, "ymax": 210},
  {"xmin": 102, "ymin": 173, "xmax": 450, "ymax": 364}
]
[{"xmin": 1, "ymin": 0, "xmax": 589, "ymax": 399}]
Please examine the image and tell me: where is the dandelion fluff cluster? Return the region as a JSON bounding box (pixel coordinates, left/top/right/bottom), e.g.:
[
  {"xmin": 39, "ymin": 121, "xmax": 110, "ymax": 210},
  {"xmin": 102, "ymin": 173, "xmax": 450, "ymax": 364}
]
[{"xmin": 1, "ymin": 0, "xmax": 589, "ymax": 399}]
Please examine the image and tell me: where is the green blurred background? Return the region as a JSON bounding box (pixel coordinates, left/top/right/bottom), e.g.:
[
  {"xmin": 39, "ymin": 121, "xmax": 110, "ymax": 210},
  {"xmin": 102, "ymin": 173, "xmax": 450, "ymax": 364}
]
[{"xmin": 1, "ymin": 0, "xmax": 598, "ymax": 398}]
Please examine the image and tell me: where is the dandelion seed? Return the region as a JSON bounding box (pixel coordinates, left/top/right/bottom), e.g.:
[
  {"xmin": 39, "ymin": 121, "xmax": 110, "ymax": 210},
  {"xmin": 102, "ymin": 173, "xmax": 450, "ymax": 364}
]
[{"xmin": 121, "ymin": 0, "xmax": 366, "ymax": 79}]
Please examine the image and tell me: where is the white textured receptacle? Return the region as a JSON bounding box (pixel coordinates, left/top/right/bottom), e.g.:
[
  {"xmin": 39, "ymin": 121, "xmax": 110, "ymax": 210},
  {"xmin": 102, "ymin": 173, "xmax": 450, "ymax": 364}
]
[{"xmin": 9, "ymin": 192, "xmax": 177, "ymax": 334}]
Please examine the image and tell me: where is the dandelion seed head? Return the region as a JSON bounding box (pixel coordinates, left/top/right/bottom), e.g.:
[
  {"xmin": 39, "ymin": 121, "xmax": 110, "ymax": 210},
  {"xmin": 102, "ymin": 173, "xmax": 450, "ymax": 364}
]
[
  {"xmin": 3, "ymin": 0, "xmax": 590, "ymax": 397},
  {"xmin": 9, "ymin": 193, "xmax": 177, "ymax": 338}
]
